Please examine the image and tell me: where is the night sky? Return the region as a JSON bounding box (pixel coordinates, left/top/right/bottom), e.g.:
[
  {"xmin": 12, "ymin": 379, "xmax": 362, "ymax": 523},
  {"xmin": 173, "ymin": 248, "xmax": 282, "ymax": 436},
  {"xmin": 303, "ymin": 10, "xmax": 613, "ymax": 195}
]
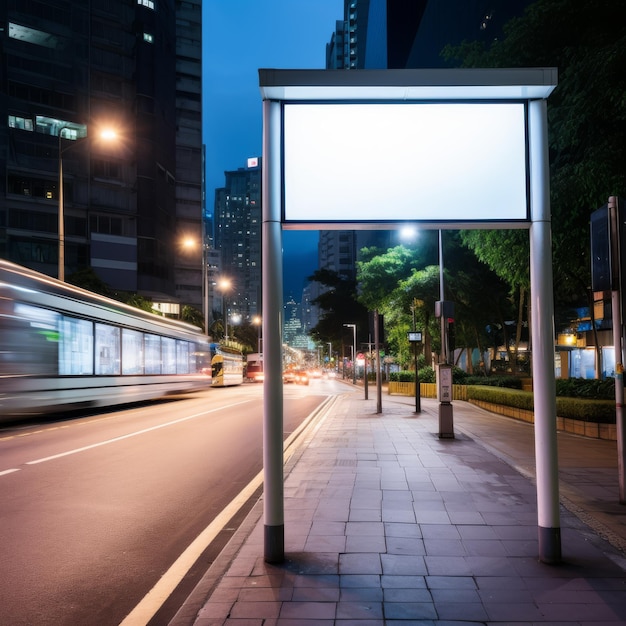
[{"xmin": 203, "ymin": 1, "xmax": 342, "ymax": 298}]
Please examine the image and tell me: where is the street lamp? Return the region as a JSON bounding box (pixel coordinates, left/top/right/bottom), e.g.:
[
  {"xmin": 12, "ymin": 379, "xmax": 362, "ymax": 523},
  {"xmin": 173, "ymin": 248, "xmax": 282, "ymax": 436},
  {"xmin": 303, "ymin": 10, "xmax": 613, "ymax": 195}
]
[
  {"xmin": 253, "ymin": 315, "xmax": 262, "ymax": 354},
  {"xmin": 218, "ymin": 278, "xmax": 232, "ymax": 340},
  {"xmin": 182, "ymin": 237, "xmax": 211, "ymax": 337},
  {"xmin": 58, "ymin": 125, "xmax": 117, "ymax": 282},
  {"xmin": 344, "ymin": 323, "xmax": 357, "ymax": 385}
]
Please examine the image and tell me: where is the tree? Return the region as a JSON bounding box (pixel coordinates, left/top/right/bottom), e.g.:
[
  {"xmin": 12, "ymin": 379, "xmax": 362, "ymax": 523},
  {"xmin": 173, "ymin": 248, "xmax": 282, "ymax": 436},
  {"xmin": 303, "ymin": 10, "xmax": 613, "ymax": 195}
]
[
  {"xmin": 67, "ymin": 267, "xmax": 155, "ymax": 313},
  {"xmin": 444, "ymin": 0, "xmax": 626, "ymax": 317},
  {"xmin": 307, "ymin": 268, "xmax": 369, "ymax": 352}
]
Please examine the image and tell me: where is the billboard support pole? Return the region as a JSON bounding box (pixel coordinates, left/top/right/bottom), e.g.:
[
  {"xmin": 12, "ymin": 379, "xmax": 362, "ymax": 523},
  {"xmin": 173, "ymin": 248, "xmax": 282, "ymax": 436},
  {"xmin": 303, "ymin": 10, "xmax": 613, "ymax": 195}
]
[
  {"xmin": 262, "ymin": 99, "xmax": 284, "ymax": 563},
  {"xmin": 529, "ymin": 98, "xmax": 561, "ymax": 564}
]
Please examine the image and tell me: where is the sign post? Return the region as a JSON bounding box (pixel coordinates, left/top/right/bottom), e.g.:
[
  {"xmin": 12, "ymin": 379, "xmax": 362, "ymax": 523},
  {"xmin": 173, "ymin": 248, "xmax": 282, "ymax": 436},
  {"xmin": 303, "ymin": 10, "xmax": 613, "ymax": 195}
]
[{"xmin": 407, "ymin": 330, "xmax": 422, "ymax": 413}]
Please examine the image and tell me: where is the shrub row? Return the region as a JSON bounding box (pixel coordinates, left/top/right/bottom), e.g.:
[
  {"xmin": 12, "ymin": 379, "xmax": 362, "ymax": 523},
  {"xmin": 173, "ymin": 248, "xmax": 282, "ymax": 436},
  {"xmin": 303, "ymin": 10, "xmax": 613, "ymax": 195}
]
[
  {"xmin": 467, "ymin": 385, "xmax": 615, "ymax": 423},
  {"xmin": 390, "ymin": 369, "xmax": 521, "ymax": 388},
  {"xmin": 391, "ymin": 372, "xmax": 615, "ymax": 398}
]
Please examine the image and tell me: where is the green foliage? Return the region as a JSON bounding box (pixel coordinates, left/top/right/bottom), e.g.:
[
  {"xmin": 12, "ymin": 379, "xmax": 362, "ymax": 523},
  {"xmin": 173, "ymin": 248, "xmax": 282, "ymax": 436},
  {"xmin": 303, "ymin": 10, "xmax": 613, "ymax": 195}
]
[
  {"xmin": 444, "ymin": 0, "xmax": 626, "ymax": 311},
  {"xmin": 307, "ymin": 268, "xmax": 369, "ymax": 347},
  {"xmin": 356, "ymin": 245, "xmax": 421, "ymax": 311},
  {"xmin": 419, "ymin": 366, "xmax": 436, "ymax": 383},
  {"xmin": 555, "ymin": 397, "xmax": 615, "ymax": 423},
  {"xmin": 467, "ymin": 385, "xmax": 615, "ymax": 422},
  {"xmin": 555, "ymin": 377, "xmax": 615, "ymax": 399},
  {"xmin": 467, "ymin": 386, "xmax": 535, "ymax": 411},
  {"xmin": 67, "ymin": 267, "xmax": 113, "ymax": 297},
  {"xmin": 116, "ymin": 292, "xmax": 156, "ymax": 313},
  {"xmin": 464, "ymin": 376, "xmax": 523, "ymax": 389},
  {"xmin": 67, "ymin": 267, "xmax": 156, "ymax": 313},
  {"xmin": 390, "ymin": 370, "xmax": 417, "ymax": 382}
]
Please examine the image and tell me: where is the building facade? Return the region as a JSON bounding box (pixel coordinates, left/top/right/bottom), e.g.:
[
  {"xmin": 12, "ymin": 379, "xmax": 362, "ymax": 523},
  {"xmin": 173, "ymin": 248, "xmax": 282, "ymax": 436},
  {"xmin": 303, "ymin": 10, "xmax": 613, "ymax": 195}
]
[
  {"xmin": 213, "ymin": 158, "xmax": 262, "ymax": 324},
  {"xmin": 1, "ymin": 0, "xmax": 203, "ymax": 311},
  {"xmin": 320, "ymin": 0, "xmax": 532, "ymax": 281}
]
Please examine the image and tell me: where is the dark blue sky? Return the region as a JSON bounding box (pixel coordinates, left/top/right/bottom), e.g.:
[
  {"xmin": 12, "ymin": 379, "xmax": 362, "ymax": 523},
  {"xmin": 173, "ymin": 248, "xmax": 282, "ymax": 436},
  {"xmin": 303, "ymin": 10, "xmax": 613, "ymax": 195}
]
[{"xmin": 203, "ymin": 1, "xmax": 342, "ymax": 298}]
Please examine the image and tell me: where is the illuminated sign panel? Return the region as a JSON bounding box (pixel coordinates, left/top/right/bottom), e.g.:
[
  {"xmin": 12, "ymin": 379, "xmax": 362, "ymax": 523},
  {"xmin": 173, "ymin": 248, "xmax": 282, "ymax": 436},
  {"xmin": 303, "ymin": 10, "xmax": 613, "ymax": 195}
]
[{"xmin": 282, "ymin": 102, "xmax": 528, "ymax": 225}]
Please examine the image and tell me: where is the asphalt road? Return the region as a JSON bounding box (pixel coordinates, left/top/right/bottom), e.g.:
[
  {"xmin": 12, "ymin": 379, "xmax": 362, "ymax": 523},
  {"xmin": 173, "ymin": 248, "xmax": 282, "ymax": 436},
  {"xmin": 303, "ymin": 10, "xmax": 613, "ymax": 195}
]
[{"xmin": 0, "ymin": 380, "xmax": 334, "ymax": 625}]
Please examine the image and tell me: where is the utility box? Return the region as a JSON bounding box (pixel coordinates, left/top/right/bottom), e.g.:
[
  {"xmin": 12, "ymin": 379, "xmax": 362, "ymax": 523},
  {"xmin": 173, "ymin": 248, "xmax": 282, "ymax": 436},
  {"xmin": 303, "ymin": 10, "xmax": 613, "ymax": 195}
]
[
  {"xmin": 437, "ymin": 363, "xmax": 454, "ymax": 438},
  {"xmin": 437, "ymin": 363, "xmax": 453, "ymax": 403}
]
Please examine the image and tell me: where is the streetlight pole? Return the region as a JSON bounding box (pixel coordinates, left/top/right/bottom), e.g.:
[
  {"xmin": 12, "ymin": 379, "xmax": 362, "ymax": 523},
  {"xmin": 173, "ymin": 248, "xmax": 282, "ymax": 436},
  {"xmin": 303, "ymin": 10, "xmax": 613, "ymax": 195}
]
[
  {"xmin": 58, "ymin": 125, "xmax": 117, "ymax": 282},
  {"xmin": 219, "ymin": 279, "xmax": 232, "ymax": 341},
  {"xmin": 344, "ymin": 323, "xmax": 357, "ymax": 385},
  {"xmin": 253, "ymin": 315, "xmax": 262, "ymax": 354},
  {"xmin": 203, "ymin": 241, "xmax": 210, "ymax": 338},
  {"xmin": 58, "ymin": 130, "xmax": 66, "ymax": 281}
]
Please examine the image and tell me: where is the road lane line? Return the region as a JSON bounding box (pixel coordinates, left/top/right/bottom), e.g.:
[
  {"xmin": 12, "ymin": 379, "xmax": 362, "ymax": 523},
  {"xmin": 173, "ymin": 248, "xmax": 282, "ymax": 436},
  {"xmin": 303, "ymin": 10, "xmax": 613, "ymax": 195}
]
[
  {"xmin": 0, "ymin": 468, "xmax": 20, "ymax": 476},
  {"xmin": 119, "ymin": 394, "xmax": 339, "ymax": 626},
  {"xmin": 24, "ymin": 401, "xmax": 251, "ymax": 466}
]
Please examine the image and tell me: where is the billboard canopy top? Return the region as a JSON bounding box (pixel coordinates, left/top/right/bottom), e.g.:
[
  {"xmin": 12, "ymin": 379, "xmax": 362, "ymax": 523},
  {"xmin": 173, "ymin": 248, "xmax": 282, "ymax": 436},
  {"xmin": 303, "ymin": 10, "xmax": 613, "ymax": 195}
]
[{"xmin": 259, "ymin": 68, "xmax": 557, "ymax": 102}]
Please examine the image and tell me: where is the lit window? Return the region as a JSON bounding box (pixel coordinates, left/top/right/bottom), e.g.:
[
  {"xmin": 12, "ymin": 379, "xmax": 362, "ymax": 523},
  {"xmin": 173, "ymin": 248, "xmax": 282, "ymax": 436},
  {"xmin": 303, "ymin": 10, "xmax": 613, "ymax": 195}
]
[
  {"xmin": 143, "ymin": 32, "xmax": 154, "ymax": 43},
  {"xmin": 8, "ymin": 115, "xmax": 33, "ymax": 131},
  {"xmin": 9, "ymin": 22, "xmax": 60, "ymax": 48},
  {"xmin": 138, "ymin": 0, "xmax": 155, "ymax": 8}
]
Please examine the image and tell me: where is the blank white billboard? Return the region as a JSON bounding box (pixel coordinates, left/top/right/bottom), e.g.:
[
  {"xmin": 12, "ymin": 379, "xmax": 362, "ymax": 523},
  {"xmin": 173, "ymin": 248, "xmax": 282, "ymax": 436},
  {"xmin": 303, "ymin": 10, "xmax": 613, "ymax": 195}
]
[{"xmin": 282, "ymin": 102, "xmax": 529, "ymax": 225}]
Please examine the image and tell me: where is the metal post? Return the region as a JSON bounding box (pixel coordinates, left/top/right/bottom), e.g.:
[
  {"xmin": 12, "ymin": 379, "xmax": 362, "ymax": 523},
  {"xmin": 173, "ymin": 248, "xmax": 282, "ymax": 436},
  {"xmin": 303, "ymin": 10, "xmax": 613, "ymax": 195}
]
[
  {"xmin": 439, "ymin": 229, "xmax": 446, "ymax": 363},
  {"xmin": 262, "ymin": 98, "xmax": 284, "ymax": 563},
  {"xmin": 352, "ymin": 325, "xmax": 356, "ymax": 385},
  {"xmin": 609, "ymin": 196, "xmax": 626, "ymax": 503},
  {"xmin": 58, "ymin": 130, "xmax": 67, "ymax": 282},
  {"xmin": 529, "ymin": 98, "xmax": 561, "ymax": 564},
  {"xmin": 223, "ymin": 297, "xmax": 228, "ymax": 340},
  {"xmin": 375, "ymin": 309, "xmax": 382, "ymax": 414},
  {"xmin": 203, "ymin": 243, "xmax": 209, "ymax": 337},
  {"xmin": 344, "ymin": 324, "xmax": 356, "ymax": 384}
]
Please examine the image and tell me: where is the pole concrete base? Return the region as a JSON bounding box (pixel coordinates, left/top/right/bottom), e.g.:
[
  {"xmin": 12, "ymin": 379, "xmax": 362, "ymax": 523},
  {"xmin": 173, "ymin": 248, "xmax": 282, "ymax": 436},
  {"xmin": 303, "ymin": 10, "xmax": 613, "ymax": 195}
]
[
  {"xmin": 438, "ymin": 402, "xmax": 454, "ymax": 438},
  {"xmin": 264, "ymin": 524, "xmax": 284, "ymax": 564},
  {"xmin": 538, "ymin": 526, "xmax": 562, "ymax": 564}
]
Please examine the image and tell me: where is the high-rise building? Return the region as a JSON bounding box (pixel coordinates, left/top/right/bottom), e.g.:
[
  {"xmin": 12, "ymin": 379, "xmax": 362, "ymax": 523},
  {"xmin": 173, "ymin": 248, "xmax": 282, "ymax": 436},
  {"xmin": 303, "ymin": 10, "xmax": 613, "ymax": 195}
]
[
  {"xmin": 1, "ymin": 0, "xmax": 203, "ymax": 313},
  {"xmin": 320, "ymin": 0, "xmax": 532, "ymax": 281},
  {"xmin": 213, "ymin": 158, "xmax": 262, "ymax": 323}
]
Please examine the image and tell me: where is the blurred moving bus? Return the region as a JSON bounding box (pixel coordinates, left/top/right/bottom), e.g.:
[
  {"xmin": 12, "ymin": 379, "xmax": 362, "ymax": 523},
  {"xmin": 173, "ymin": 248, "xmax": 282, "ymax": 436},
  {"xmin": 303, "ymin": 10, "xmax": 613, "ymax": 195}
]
[
  {"xmin": 210, "ymin": 344, "xmax": 244, "ymax": 387},
  {"xmin": 0, "ymin": 260, "xmax": 211, "ymax": 418}
]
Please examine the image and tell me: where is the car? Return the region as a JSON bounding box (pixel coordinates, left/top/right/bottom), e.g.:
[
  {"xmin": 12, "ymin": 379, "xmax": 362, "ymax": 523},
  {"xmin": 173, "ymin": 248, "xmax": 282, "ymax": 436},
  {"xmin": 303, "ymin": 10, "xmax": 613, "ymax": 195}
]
[
  {"xmin": 294, "ymin": 370, "xmax": 309, "ymax": 385},
  {"xmin": 282, "ymin": 370, "xmax": 296, "ymax": 384}
]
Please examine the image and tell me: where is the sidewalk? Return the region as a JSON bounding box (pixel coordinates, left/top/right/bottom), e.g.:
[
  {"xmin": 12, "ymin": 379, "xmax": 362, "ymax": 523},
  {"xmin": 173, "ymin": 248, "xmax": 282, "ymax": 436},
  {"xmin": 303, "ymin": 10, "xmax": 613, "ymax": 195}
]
[{"xmin": 170, "ymin": 389, "xmax": 626, "ymax": 625}]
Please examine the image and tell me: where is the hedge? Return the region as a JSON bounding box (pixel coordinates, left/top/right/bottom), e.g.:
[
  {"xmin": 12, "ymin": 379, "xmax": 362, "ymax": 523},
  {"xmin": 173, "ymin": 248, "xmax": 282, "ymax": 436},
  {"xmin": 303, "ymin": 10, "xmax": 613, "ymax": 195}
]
[{"xmin": 467, "ymin": 385, "xmax": 615, "ymax": 423}]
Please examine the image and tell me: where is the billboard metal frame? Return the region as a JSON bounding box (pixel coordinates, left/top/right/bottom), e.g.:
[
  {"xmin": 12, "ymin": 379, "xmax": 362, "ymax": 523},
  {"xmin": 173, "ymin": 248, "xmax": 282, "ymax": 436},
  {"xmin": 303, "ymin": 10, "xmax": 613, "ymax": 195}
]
[{"xmin": 260, "ymin": 68, "xmax": 560, "ymax": 564}]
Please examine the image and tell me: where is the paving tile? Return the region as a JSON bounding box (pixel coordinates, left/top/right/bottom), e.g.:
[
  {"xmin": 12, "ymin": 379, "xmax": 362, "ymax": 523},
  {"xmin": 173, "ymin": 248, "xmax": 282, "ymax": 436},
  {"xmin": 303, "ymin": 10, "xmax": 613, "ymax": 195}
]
[
  {"xmin": 177, "ymin": 394, "xmax": 626, "ymax": 626},
  {"xmin": 335, "ymin": 600, "xmax": 383, "ymax": 619},
  {"xmin": 383, "ymin": 601, "xmax": 437, "ymax": 620},
  {"xmin": 339, "ymin": 552, "xmax": 382, "ymax": 575},
  {"xmin": 278, "ymin": 600, "xmax": 336, "ymax": 620},
  {"xmin": 345, "ymin": 533, "xmax": 386, "ymax": 553}
]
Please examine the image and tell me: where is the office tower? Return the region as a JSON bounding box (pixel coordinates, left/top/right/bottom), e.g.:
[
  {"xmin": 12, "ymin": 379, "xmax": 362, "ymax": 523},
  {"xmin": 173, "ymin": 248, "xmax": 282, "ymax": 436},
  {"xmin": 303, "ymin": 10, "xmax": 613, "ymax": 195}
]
[
  {"xmin": 320, "ymin": 0, "xmax": 531, "ymax": 278},
  {"xmin": 213, "ymin": 158, "xmax": 262, "ymax": 323},
  {"xmin": 1, "ymin": 0, "xmax": 203, "ymax": 313}
]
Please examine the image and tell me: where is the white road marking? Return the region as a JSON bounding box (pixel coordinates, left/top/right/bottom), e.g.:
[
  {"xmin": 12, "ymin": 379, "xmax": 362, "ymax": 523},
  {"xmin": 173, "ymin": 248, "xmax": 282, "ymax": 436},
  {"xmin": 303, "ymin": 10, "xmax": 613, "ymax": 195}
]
[
  {"xmin": 0, "ymin": 468, "xmax": 20, "ymax": 476},
  {"xmin": 23, "ymin": 401, "xmax": 251, "ymax": 467},
  {"xmin": 119, "ymin": 394, "xmax": 338, "ymax": 626}
]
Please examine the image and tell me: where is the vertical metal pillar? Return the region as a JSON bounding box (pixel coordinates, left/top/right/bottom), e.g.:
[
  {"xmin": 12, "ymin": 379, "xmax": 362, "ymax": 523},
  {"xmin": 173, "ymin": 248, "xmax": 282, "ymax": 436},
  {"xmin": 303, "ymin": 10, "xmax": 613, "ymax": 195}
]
[
  {"xmin": 58, "ymin": 135, "xmax": 65, "ymax": 282},
  {"xmin": 439, "ymin": 230, "xmax": 445, "ymax": 363},
  {"xmin": 262, "ymin": 99, "xmax": 284, "ymax": 563},
  {"xmin": 529, "ymin": 98, "xmax": 561, "ymax": 564},
  {"xmin": 375, "ymin": 310, "xmax": 382, "ymax": 413},
  {"xmin": 608, "ymin": 196, "xmax": 626, "ymax": 503}
]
